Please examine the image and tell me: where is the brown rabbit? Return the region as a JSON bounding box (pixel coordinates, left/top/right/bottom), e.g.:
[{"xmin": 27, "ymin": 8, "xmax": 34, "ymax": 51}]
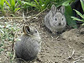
[{"xmin": 14, "ymin": 25, "xmax": 41, "ymax": 62}]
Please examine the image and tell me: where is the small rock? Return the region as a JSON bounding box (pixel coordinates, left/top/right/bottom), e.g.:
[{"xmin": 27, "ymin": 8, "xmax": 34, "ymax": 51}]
[{"xmin": 34, "ymin": 61, "xmax": 37, "ymax": 63}]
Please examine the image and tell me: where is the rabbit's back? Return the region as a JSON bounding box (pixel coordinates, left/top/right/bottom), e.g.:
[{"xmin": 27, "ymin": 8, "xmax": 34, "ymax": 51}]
[{"xmin": 14, "ymin": 35, "xmax": 40, "ymax": 61}]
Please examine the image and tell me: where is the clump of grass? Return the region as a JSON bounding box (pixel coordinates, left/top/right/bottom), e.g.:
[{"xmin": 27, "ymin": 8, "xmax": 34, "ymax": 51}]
[
  {"xmin": 5, "ymin": 0, "xmax": 21, "ymax": 13},
  {"xmin": 21, "ymin": 0, "xmax": 51, "ymax": 11},
  {"xmin": 0, "ymin": 0, "xmax": 21, "ymax": 14},
  {"xmin": 0, "ymin": 0, "xmax": 75, "ymax": 14},
  {"xmin": 0, "ymin": 0, "xmax": 6, "ymax": 14},
  {"xmin": 21, "ymin": 0, "xmax": 75, "ymax": 11}
]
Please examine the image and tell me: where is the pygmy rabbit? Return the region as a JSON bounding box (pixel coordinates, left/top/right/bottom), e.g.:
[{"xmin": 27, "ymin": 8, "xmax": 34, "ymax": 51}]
[
  {"xmin": 44, "ymin": 5, "xmax": 66, "ymax": 34},
  {"xmin": 14, "ymin": 25, "xmax": 41, "ymax": 62}
]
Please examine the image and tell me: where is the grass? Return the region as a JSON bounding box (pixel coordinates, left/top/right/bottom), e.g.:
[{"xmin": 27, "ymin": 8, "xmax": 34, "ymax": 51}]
[
  {"xmin": 0, "ymin": 0, "xmax": 21, "ymax": 14},
  {"xmin": 21, "ymin": 0, "xmax": 51, "ymax": 11},
  {"xmin": 5, "ymin": 0, "xmax": 20, "ymax": 13},
  {"xmin": 0, "ymin": 0, "xmax": 5, "ymax": 13},
  {"xmin": 0, "ymin": 0, "xmax": 75, "ymax": 13}
]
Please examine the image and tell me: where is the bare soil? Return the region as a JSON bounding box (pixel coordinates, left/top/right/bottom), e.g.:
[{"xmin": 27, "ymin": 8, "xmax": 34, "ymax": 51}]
[{"xmin": 0, "ymin": 12, "xmax": 84, "ymax": 63}]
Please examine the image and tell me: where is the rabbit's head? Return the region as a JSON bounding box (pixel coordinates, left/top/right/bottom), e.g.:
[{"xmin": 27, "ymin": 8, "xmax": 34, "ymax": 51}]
[
  {"xmin": 23, "ymin": 25, "xmax": 39, "ymax": 36},
  {"xmin": 23, "ymin": 25, "xmax": 41, "ymax": 40},
  {"xmin": 50, "ymin": 5, "xmax": 66, "ymax": 28}
]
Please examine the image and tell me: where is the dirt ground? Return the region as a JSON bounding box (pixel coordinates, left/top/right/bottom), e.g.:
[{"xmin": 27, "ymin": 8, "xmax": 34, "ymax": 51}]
[{"xmin": 0, "ymin": 12, "xmax": 84, "ymax": 63}]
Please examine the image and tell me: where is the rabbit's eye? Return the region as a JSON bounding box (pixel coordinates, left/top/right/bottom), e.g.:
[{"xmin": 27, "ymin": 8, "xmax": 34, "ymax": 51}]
[
  {"xmin": 35, "ymin": 30, "xmax": 37, "ymax": 33},
  {"xmin": 62, "ymin": 18, "xmax": 63, "ymax": 20},
  {"xmin": 55, "ymin": 18, "xmax": 57, "ymax": 21}
]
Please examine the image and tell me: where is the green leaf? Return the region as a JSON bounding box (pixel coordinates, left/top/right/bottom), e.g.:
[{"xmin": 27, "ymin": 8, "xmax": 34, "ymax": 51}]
[
  {"xmin": 39, "ymin": 0, "xmax": 43, "ymax": 6},
  {"xmin": 62, "ymin": 0, "xmax": 70, "ymax": 6},
  {"xmin": 34, "ymin": 0, "xmax": 41, "ymax": 10},
  {"xmin": 34, "ymin": 0, "xmax": 39, "ymax": 7},
  {"xmin": 74, "ymin": 9, "xmax": 84, "ymax": 19},
  {"xmin": 44, "ymin": 0, "xmax": 50, "ymax": 7},
  {"xmin": 71, "ymin": 16, "xmax": 84, "ymax": 22},
  {"xmin": 82, "ymin": 23, "xmax": 84, "ymax": 26},
  {"xmin": 4, "ymin": 0, "xmax": 10, "ymax": 7},
  {"xmin": 10, "ymin": 0, "xmax": 15, "ymax": 8},
  {"xmin": 16, "ymin": 0, "xmax": 22, "ymax": 7},
  {"xmin": 22, "ymin": 1, "xmax": 36, "ymax": 7},
  {"xmin": 80, "ymin": 0, "xmax": 84, "ymax": 12},
  {"xmin": 0, "ymin": 0, "xmax": 5, "ymax": 11},
  {"xmin": 65, "ymin": 5, "xmax": 77, "ymax": 28},
  {"xmin": 14, "ymin": 8, "xmax": 20, "ymax": 12}
]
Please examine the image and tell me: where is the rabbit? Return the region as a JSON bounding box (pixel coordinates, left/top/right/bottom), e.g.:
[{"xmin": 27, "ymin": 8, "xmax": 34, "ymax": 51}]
[
  {"xmin": 14, "ymin": 25, "xmax": 41, "ymax": 62},
  {"xmin": 44, "ymin": 4, "xmax": 66, "ymax": 34}
]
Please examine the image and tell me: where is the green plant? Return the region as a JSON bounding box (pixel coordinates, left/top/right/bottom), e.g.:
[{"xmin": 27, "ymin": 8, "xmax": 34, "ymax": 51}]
[
  {"xmin": 64, "ymin": 6, "xmax": 77, "ymax": 28},
  {"xmin": 21, "ymin": 0, "xmax": 75, "ymax": 11},
  {"xmin": 50, "ymin": 0, "xmax": 73, "ymax": 7},
  {"xmin": 0, "ymin": 0, "xmax": 6, "ymax": 13},
  {"xmin": 33, "ymin": 0, "xmax": 51, "ymax": 11},
  {"xmin": 5, "ymin": 0, "xmax": 21, "ymax": 13},
  {"xmin": 62, "ymin": 0, "xmax": 77, "ymax": 28},
  {"xmin": 71, "ymin": 0, "xmax": 84, "ymax": 26},
  {"xmin": 21, "ymin": 1, "xmax": 35, "ymax": 11},
  {"xmin": 0, "ymin": 0, "xmax": 21, "ymax": 13},
  {"xmin": 21, "ymin": 0, "xmax": 51, "ymax": 11}
]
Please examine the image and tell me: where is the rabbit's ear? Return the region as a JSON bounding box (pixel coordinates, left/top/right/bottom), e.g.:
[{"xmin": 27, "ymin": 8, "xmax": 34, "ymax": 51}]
[
  {"xmin": 23, "ymin": 26, "xmax": 25, "ymax": 33},
  {"xmin": 51, "ymin": 5, "xmax": 57, "ymax": 16},
  {"xmin": 26, "ymin": 26, "xmax": 30, "ymax": 32},
  {"xmin": 26, "ymin": 26, "xmax": 30, "ymax": 34},
  {"xmin": 60, "ymin": 6, "xmax": 65, "ymax": 14},
  {"xmin": 23, "ymin": 26, "xmax": 30, "ymax": 34}
]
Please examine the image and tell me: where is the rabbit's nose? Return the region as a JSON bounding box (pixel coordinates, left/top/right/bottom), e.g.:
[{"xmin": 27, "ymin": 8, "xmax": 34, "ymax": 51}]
[{"xmin": 58, "ymin": 23, "xmax": 61, "ymax": 25}]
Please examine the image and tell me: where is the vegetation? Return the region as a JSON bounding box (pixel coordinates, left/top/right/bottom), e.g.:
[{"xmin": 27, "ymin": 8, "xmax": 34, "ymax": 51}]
[
  {"xmin": 0, "ymin": 0, "xmax": 5, "ymax": 13},
  {"xmin": 6, "ymin": 0, "xmax": 21, "ymax": 13},
  {"xmin": 0, "ymin": 22, "xmax": 20, "ymax": 53},
  {"xmin": 71, "ymin": 0, "xmax": 84, "ymax": 26},
  {"xmin": 0, "ymin": 0, "xmax": 21, "ymax": 13},
  {"xmin": 0, "ymin": 0, "xmax": 74, "ymax": 12},
  {"xmin": 63, "ymin": 0, "xmax": 77, "ymax": 28},
  {"xmin": 0, "ymin": 0, "xmax": 84, "ymax": 28}
]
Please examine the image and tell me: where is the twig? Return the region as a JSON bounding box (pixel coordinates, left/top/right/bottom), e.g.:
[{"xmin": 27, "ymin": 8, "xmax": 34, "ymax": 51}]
[
  {"xmin": 0, "ymin": 16, "xmax": 32, "ymax": 19},
  {"xmin": 0, "ymin": 8, "xmax": 47, "ymax": 19},
  {"xmin": 72, "ymin": 56, "xmax": 84, "ymax": 63},
  {"xmin": 56, "ymin": 36, "xmax": 59, "ymax": 40},
  {"xmin": 12, "ymin": 50, "xmax": 15, "ymax": 61},
  {"xmin": 62, "ymin": 49, "xmax": 75, "ymax": 62},
  {"xmin": 36, "ymin": 8, "xmax": 47, "ymax": 17},
  {"xmin": 68, "ymin": 49, "xmax": 75, "ymax": 59}
]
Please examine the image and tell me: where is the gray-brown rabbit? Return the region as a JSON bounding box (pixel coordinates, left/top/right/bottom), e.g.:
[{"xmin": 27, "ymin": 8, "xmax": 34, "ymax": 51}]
[
  {"xmin": 14, "ymin": 25, "xmax": 41, "ymax": 62},
  {"xmin": 44, "ymin": 5, "xmax": 66, "ymax": 34}
]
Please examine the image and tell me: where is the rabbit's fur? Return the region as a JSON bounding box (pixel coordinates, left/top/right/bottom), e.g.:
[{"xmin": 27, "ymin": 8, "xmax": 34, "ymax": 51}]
[
  {"xmin": 14, "ymin": 25, "xmax": 41, "ymax": 62},
  {"xmin": 44, "ymin": 5, "xmax": 66, "ymax": 34}
]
